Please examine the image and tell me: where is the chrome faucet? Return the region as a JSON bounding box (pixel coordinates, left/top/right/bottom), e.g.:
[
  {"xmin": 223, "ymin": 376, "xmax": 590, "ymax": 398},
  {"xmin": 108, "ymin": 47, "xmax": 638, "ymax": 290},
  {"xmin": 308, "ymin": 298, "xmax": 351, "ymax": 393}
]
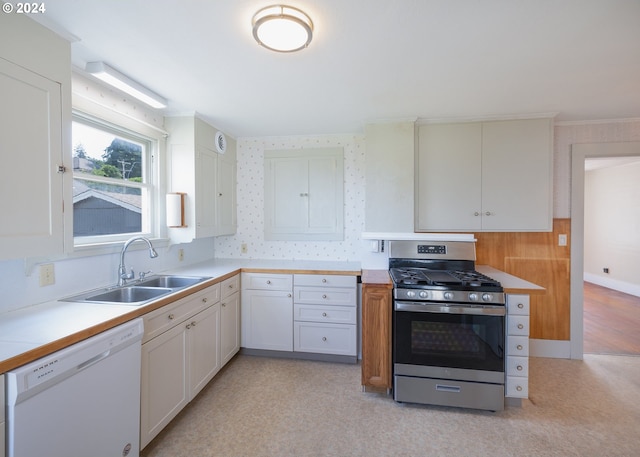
[{"xmin": 118, "ymin": 237, "xmax": 158, "ymax": 286}]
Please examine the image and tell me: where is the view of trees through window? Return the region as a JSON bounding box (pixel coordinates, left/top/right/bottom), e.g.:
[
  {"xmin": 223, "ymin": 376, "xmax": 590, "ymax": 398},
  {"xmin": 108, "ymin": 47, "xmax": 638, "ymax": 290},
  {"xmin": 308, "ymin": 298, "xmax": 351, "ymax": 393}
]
[{"xmin": 72, "ymin": 119, "xmax": 149, "ymax": 239}]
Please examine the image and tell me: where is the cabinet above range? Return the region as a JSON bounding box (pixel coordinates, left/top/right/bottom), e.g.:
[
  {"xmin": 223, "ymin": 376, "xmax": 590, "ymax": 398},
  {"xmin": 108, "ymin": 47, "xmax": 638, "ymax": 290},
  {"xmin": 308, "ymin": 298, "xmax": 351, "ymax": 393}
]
[{"xmin": 415, "ymin": 118, "xmax": 554, "ymax": 232}]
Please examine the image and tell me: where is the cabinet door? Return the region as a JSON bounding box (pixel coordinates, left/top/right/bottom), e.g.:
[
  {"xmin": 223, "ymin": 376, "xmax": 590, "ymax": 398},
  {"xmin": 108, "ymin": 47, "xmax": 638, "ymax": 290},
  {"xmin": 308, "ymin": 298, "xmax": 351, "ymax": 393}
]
[
  {"xmin": 220, "ymin": 291, "xmax": 240, "ymax": 366},
  {"xmin": 241, "ymin": 289, "xmax": 293, "ymax": 351},
  {"xmin": 215, "ymin": 153, "xmax": 237, "ymax": 236},
  {"xmin": 188, "ymin": 303, "xmax": 221, "ymax": 398},
  {"xmin": 481, "ymin": 119, "xmax": 552, "ymax": 231},
  {"xmin": 0, "ymin": 58, "xmax": 65, "ymax": 259},
  {"xmin": 140, "ymin": 323, "xmax": 188, "ymax": 449},
  {"xmin": 265, "ymin": 157, "xmax": 308, "ymax": 236},
  {"xmin": 415, "ymin": 123, "xmax": 482, "ymax": 231},
  {"xmin": 195, "ymin": 145, "xmax": 217, "ymax": 238},
  {"xmin": 361, "ymin": 284, "xmax": 392, "ymax": 389}
]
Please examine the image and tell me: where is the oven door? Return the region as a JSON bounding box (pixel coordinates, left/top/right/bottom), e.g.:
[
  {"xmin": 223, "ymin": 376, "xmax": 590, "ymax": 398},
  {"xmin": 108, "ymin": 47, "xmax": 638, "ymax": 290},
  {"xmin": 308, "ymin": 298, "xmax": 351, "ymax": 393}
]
[{"xmin": 394, "ymin": 301, "xmax": 505, "ymax": 383}]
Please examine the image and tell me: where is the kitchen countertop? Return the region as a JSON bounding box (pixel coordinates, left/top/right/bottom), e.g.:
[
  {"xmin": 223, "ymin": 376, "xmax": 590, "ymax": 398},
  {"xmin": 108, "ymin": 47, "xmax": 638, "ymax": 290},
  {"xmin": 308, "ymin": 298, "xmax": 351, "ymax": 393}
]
[
  {"xmin": 0, "ymin": 258, "xmax": 361, "ymax": 373},
  {"xmin": 477, "ymin": 265, "xmax": 545, "ymax": 295}
]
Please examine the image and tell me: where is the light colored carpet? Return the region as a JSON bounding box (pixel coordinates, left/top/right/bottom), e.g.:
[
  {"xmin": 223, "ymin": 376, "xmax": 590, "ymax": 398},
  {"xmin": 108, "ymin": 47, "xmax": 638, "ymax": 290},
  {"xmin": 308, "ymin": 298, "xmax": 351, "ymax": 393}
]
[{"xmin": 141, "ymin": 354, "xmax": 640, "ymax": 457}]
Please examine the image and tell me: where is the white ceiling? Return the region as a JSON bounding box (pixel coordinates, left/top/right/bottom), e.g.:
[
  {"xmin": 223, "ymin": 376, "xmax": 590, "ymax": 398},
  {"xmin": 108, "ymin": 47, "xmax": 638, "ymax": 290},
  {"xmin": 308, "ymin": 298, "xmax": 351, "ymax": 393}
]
[{"xmin": 32, "ymin": 0, "xmax": 640, "ymax": 138}]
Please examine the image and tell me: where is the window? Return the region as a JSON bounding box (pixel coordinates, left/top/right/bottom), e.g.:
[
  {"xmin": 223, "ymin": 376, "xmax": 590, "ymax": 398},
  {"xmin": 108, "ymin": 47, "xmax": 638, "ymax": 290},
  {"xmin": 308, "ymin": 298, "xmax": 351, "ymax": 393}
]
[{"xmin": 72, "ymin": 114, "xmax": 156, "ymax": 245}]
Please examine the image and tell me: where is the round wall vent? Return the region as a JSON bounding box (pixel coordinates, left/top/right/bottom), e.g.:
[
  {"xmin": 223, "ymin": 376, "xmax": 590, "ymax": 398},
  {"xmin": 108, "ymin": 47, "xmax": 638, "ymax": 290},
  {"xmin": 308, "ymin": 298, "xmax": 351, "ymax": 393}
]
[{"xmin": 215, "ymin": 131, "xmax": 227, "ymax": 154}]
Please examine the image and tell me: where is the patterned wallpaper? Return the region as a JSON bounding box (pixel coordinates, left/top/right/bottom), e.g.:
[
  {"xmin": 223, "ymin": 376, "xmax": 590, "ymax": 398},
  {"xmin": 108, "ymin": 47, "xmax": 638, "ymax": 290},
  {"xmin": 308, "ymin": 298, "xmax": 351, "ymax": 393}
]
[{"xmin": 214, "ymin": 135, "xmax": 368, "ymax": 261}]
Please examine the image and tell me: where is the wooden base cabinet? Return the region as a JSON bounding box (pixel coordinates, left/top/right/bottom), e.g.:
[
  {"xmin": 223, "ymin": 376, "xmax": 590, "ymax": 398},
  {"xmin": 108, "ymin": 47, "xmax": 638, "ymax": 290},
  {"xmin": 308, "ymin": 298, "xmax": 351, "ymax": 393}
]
[
  {"xmin": 361, "ymin": 272, "xmax": 393, "ymax": 391},
  {"xmin": 140, "ymin": 284, "xmax": 221, "ymax": 449}
]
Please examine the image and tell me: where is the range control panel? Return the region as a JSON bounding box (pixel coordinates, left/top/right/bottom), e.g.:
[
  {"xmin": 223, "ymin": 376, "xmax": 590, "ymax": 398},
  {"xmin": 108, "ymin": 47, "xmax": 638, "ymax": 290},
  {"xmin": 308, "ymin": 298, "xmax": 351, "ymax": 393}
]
[{"xmin": 417, "ymin": 245, "xmax": 446, "ymax": 254}]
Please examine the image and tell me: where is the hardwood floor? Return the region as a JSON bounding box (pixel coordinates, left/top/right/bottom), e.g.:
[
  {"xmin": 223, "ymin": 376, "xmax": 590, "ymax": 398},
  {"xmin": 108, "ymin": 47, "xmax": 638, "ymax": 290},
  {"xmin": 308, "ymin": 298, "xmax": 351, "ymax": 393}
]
[{"xmin": 583, "ymin": 282, "xmax": 640, "ymax": 355}]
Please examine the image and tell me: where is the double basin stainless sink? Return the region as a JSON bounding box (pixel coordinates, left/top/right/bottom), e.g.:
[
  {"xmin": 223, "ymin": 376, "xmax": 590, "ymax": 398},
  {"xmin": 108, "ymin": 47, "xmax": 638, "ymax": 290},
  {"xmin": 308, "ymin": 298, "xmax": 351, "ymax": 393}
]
[{"xmin": 62, "ymin": 275, "xmax": 211, "ymax": 306}]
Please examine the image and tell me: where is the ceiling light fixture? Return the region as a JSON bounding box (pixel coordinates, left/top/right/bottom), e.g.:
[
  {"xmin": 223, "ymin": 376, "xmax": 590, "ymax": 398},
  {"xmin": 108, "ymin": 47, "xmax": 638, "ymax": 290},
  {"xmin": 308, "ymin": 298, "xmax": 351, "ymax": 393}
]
[
  {"xmin": 252, "ymin": 5, "xmax": 313, "ymax": 53},
  {"xmin": 85, "ymin": 61, "xmax": 168, "ymax": 109}
]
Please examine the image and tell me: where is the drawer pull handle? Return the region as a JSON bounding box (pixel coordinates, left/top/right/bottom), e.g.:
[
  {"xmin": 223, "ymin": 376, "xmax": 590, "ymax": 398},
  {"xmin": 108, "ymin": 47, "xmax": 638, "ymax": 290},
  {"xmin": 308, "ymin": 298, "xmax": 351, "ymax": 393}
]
[
  {"xmin": 186, "ymin": 323, "xmax": 191, "ymax": 329},
  {"xmin": 517, "ymin": 365, "xmax": 523, "ymax": 371},
  {"xmin": 436, "ymin": 384, "xmax": 461, "ymax": 393},
  {"xmin": 516, "ymin": 386, "xmax": 523, "ymax": 392},
  {"xmin": 322, "ymin": 337, "xmax": 327, "ymax": 342},
  {"xmin": 517, "ymin": 344, "xmax": 523, "ymax": 351},
  {"xmin": 202, "ymin": 297, "xmax": 208, "ymax": 303},
  {"xmin": 322, "ymin": 294, "xmax": 327, "ymax": 299},
  {"xmin": 322, "ymin": 278, "xmax": 327, "ymax": 283},
  {"xmin": 228, "ymin": 284, "xmax": 234, "ymax": 289},
  {"xmin": 191, "ymin": 321, "xmax": 197, "ymax": 327},
  {"xmin": 266, "ymin": 280, "xmax": 272, "ymax": 285},
  {"xmin": 168, "ymin": 314, "xmax": 175, "ymax": 320},
  {"xmin": 518, "ymin": 303, "xmax": 524, "ymax": 309},
  {"xmin": 517, "ymin": 324, "xmax": 524, "ymax": 330},
  {"xmin": 322, "ymin": 312, "xmax": 328, "ymax": 317},
  {"xmin": 222, "ymin": 302, "xmax": 226, "ymax": 307},
  {"xmin": 287, "ymin": 293, "xmax": 292, "ymax": 298}
]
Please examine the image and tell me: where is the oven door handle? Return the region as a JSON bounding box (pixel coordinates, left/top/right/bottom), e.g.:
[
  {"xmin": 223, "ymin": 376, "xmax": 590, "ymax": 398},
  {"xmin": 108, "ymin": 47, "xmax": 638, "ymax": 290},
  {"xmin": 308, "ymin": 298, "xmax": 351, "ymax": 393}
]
[{"xmin": 395, "ymin": 301, "xmax": 506, "ymax": 316}]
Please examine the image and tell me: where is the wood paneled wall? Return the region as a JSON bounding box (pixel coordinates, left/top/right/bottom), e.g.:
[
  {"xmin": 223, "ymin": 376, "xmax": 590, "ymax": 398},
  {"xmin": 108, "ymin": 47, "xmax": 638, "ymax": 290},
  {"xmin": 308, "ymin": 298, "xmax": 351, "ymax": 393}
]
[{"xmin": 475, "ymin": 219, "xmax": 571, "ymax": 340}]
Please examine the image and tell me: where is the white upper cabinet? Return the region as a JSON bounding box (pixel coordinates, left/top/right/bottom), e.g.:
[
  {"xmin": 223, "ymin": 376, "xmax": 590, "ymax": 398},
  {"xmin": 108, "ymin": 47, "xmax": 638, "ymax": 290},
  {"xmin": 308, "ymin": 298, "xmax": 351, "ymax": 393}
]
[
  {"xmin": 166, "ymin": 116, "xmax": 236, "ymax": 242},
  {"xmin": 415, "ymin": 118, "xmax": 553, "ymax": 232},
  {"xmin": 0, "ymin": 13, "xmax": 71, "ymax": 260},
  {"xmin": 264, "ymin": 148, "xmax": 344, "ymax": 241}
]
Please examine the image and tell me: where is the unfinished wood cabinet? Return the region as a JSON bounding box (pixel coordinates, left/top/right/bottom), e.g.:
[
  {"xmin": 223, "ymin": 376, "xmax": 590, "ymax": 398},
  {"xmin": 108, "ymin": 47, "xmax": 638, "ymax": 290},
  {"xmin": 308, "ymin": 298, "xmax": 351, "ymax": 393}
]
[{"xmin": 361, "ymin": 271, "xmax": 393, "ymax": 392}]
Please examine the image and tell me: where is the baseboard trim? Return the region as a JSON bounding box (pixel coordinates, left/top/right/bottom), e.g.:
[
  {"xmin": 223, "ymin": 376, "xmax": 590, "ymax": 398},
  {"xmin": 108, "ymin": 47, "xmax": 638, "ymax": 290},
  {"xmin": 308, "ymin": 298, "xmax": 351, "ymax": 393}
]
[
  {"xmin": 530, "ymin": 339, "xmax": 572, "ymax": 358},
  {"xmin": 583, "ymin": 274, "xmax": 640, "ymax": 298},
  {"xmin": 240, "ymin": 347, "xmax": 358, "ymax": 364}
]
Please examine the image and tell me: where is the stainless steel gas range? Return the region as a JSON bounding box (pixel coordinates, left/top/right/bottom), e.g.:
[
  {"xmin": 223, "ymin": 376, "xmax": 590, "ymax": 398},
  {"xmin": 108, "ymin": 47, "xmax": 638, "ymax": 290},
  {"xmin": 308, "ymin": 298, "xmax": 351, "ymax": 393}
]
[{"xmin": 389, "ymin": 240, "xmax": 506, "ymax": 412}]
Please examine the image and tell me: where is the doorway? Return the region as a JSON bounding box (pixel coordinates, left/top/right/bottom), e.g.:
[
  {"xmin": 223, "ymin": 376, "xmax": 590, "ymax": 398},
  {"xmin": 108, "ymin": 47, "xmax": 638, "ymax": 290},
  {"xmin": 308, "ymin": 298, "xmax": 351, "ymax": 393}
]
[{"xmin": 571, "ymin": 143, "xmax": 640, "ymax": 358}]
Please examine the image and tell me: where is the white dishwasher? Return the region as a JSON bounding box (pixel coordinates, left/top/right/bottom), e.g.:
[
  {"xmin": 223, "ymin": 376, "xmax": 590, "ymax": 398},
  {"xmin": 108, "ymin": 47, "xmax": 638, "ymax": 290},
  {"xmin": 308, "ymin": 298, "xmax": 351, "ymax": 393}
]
[{"xmin": 5, "ymin": 318, "xmax": 144, "ymax": 457}]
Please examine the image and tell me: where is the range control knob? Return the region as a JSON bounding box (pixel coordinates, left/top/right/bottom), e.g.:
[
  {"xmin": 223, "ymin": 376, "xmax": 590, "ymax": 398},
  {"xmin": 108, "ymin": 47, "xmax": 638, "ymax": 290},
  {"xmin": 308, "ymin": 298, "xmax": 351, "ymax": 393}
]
[
  {"xmin": 469, "ymin": 293, "xmax": 479, "ymax": 301},
  {"xmin": 406, "ymin": 291, "xmax": 416, "ymax": 298},
  {"xmin": 482, "ymin": 293, "xmax": 494, "ymax": 302},
  {"xmin": 419, "ymin": 291, "xmax": 429, "ymax": 299},
  {"xmin": 444, "ymin": 292, "xmax": 454, "ymax": 300}
]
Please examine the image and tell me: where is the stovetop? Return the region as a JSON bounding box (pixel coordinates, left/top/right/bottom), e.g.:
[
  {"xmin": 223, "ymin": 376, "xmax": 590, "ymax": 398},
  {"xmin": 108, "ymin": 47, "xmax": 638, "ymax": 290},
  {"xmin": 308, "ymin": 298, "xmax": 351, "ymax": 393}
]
[{"xmin": 389, "ymin": 267, "xmax": 503, "ymax": 292}]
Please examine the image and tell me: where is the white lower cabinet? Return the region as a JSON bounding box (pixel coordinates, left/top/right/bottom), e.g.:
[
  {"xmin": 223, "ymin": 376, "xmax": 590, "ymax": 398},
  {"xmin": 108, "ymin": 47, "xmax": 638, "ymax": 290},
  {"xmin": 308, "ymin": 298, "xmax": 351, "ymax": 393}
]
[
  {"xmin": 140, "ymin": 284, "xmax": 221, "ymax": 449},
  {"xmin": 505, "ymin": 294, "xmax": 531, "ymax": 400},
  {"xmin": 220, "ymin": 274, "xmax": 240, "ymax": 366},
  {"xmin": 293, "ymin": 274, "xmax": 357, "ymax": 357},
  {"xmin": 1, "ymin": 374, "xmax": 5, "ymax": 457},
  {"xmin": 241, "ymin": 273, "xmax": 293, "ymax": 351}
]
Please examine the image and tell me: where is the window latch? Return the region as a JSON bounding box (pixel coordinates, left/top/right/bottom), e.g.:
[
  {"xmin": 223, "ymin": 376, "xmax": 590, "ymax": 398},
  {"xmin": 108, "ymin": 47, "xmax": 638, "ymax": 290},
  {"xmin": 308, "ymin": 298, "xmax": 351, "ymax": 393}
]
[{"xmin": 57, "ymin": 165, "xmax": 67, "ymax": 173}]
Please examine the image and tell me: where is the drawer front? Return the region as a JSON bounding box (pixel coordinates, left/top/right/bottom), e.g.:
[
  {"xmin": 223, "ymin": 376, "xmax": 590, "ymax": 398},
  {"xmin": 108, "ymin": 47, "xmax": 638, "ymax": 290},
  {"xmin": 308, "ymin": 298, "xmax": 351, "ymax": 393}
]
[
  {"xmin": 506, "ymin": 356, "xmax": 529, "ymax": 377},
  {"xmin": 242, "ymin": 273, "xmax": 292, "ymax": 291},
  {"xmin": 506, "ymin": 375, "xmax": 529, "ymax": 398},
  {"xmin": 507, "ymin": 295, "xmax": 530, "ymax": 315},
  {"xmin": 143, "ymin": 285, "xmax": 220, "ymax": 342},
  {"xmin": 294, "ymin": 322, "xmax": 356, "ymax": 356},
  {"xmin": 220, "ymin": 274, "xmax": 240, "ymax": 299},
  {"xmin": 294, "ymin": 303, "xmax": 357, "ymax": 324},
  {"xmin": 507, "ymin": 315, "xmax": 530, "ymax": 336},
  {"xmin": 294, "ymin": 286, "xmax": 356, "ymax": 306},
  {"xmin": 294, "ymin": 274, "xmax": 356, "ymax": 288},
  {"xmin": 506, "ymin": 335, "xmax": 529, "ymax": 356}
]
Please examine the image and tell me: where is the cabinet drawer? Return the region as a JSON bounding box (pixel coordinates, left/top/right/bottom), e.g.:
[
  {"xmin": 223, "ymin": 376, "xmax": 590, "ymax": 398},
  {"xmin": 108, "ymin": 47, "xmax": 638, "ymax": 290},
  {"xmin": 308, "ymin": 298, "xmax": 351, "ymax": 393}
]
[
  {"xmin": 506, "ymin": 376, "xmax": 529, "ymax": 398},
  {"xmin": 220, "ymin": 274, "xmax": 239, "ymax": 299},
  {"xmin": 294, "ymin": 274, "xmax": 356, "ymax": 288},
  {"xmin": 294, "ymin": 286, "xmax": 356, "ymax": 306},
  {"xmin": 506, "ymin": 335, "xmax": 529, "ymax": 356},
  {"xmin": 507, "ymin": 315, "xmax": 530, "ymax": 336},
  {"xmin": 506, "ymin": 356, "xmax": 529, "ymax": 377},
  {"xmin": 294, "ymin": 322, "xmax": 356, "ymax": 356},
  {"xmin": 242, "ymin": 273, "xmax": 292, "ymax": 291},
  {"xmin": 507, "ymin": 295, "xmax": 530, "ymax": 315},
  {"xmin": 143, "ymin": 284, "xmax": 220, "ymax": 342},
  {"xmin": 294, "ymin": 303, "xmax": 357, "ymax": 324}
]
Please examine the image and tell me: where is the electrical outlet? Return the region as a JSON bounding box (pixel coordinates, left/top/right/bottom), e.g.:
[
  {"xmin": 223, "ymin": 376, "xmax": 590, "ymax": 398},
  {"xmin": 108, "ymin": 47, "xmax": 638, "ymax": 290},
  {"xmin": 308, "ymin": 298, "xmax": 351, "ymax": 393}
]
[
  {"xmin": 241, "ymin": 243, "xmax": 248, "ymax": 254},
  {"xmin": 603, "ymin": 267, "xmax": 609, "ymax": 274},
  {"xmin": 558, "ymin": 234, "xmax": 567, "ymax": 246},
  {"xmin": 39, "ymin": 263, "xmax": 55, "ymax": 287},
  {"xmin": 178, "ymin": 248, "xmax": 184, "ymax": 261}
]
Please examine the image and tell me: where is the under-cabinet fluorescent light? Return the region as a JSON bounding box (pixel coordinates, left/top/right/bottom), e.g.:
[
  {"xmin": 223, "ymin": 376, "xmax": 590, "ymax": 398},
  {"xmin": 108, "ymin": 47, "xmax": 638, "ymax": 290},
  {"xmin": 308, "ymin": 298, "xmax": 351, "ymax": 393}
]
[{"xmin": 85, "ymin": 61, "xmax": 167, "ymax": 109}]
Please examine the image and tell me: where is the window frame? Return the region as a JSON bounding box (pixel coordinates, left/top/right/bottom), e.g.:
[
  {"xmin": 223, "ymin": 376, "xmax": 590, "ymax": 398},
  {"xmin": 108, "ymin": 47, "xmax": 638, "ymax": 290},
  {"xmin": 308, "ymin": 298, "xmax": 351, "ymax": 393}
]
[{"xmin": 71, "ymin": 110, "xmax": 163, "ymax": 250}]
